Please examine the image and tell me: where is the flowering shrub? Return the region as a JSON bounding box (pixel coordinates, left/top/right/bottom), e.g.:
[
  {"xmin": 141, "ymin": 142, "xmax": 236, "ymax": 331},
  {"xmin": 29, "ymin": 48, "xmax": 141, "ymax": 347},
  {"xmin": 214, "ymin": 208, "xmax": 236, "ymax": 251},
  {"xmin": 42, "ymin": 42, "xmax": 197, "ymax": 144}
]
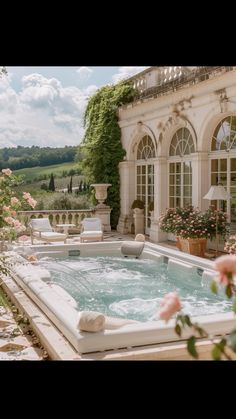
[
  {"xmin": 158, "ymin": 254, "xmax": 236, "ymax": 359},
  {"xmin": 0, "ymin": 168, "xmax": 37, "ymax": 241},
  {"xmin": 224, "ymin": 235, "xmax": 236, "ymax": 254},
  {"xmin": 159, "ymin": 205, "xmax": 229, "ymax": 240}
]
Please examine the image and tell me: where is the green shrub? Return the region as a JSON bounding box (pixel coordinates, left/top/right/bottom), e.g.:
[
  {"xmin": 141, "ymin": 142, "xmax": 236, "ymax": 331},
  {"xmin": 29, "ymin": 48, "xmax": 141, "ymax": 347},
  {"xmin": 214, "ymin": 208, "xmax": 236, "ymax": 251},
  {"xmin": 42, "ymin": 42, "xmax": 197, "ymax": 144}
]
[
  {"xmin": 148, "ymin": 201, "xmax": 154, "ymax": 212},
  {"xmin": 131, "ymin": 200, "xmax": 145, "ymax": 210}
]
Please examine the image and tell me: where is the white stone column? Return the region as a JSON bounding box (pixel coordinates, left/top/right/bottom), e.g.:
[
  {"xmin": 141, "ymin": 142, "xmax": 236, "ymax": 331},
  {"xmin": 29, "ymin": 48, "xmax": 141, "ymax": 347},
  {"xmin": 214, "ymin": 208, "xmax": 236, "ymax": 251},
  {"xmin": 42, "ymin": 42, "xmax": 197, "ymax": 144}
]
[
  {"xmin": 117, "ymin": 160, "xmax": 135, "ymax": 234},
  {"xmin": 191, "ymin": 152, "xmax": 209, "ymax": 211},
  {"xmin": 150, "ymin": 157, "xmax": 168, "ymax": 243}
]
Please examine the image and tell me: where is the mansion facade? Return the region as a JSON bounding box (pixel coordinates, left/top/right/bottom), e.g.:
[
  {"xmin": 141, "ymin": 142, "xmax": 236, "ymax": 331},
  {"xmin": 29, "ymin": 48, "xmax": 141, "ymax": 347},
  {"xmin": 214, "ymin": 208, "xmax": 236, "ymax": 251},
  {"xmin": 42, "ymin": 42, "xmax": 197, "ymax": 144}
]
[{"xmin": 117, "ymin": 66, "xmax": 236, "ymax": 243}]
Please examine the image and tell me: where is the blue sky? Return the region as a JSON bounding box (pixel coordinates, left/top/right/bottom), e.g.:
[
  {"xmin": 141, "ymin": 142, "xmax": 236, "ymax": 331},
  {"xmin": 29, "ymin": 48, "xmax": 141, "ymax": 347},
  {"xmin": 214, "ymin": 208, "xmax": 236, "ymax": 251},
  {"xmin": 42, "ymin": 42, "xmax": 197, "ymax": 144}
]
[{"xmin": 0, "ymin": 66, "xmax": 148, "ymax": 148}]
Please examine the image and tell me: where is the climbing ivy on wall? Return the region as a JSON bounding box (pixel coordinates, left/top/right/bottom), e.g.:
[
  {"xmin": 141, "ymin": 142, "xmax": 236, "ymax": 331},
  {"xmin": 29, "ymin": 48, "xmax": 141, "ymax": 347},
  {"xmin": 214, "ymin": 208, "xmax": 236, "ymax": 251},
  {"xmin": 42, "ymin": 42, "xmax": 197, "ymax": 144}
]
[{"xmin": 82, "ymin": 82, "xmax": 136, "ymax": 228}]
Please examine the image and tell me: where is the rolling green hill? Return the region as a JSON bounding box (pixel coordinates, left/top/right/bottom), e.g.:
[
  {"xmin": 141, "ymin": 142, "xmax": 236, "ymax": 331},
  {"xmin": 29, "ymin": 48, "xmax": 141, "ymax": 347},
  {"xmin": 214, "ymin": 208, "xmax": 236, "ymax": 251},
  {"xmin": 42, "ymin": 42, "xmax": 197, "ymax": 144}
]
[{"xmin": 14, "ymin": 161, "xmax": 80, "ymax": 182}]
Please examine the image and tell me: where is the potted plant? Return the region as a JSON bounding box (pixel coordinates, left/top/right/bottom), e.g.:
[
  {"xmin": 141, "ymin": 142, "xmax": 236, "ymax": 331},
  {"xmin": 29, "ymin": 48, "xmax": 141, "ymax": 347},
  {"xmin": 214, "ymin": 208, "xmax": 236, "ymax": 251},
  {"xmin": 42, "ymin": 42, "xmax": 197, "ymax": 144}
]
[
  {"xmin": 159, "ymin": 205, "xmax": 229, "ymax": 257},
  {"xmin": 131, "ymin": 200, "xmax": 145, "ymax": 214}
]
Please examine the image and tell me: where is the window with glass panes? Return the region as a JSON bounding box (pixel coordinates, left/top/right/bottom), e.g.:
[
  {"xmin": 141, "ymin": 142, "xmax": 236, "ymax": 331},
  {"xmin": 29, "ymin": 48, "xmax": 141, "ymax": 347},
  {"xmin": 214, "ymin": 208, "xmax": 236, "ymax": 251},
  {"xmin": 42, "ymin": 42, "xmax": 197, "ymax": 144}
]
[
  {"xmin": 136, "ymin": 136, "xmax": 155, "ymax": 233},
  {"xmin": 169, "ymin": 128, "xmax": 194, "ymax": 208},
  {"xmin": 210, "ymin": 116, "xmax": 236, "ymax": 223}
]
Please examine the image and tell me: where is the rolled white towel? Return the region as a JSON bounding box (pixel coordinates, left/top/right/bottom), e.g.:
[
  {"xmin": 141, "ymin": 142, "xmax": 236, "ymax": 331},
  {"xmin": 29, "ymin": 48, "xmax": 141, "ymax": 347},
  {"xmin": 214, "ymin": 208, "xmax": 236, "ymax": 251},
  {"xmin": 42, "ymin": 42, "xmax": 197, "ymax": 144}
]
[{"xmin": 77, "ymin": 311, "xmax": 106, "ymax": 332}]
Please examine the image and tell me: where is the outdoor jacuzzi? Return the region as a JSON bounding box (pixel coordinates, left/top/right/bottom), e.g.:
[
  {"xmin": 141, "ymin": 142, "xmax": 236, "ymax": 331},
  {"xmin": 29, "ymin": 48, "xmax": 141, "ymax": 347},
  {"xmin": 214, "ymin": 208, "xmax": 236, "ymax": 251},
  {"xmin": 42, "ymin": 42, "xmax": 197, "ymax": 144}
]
[{"xmin": 9, "ymin": 242, "xmax": 236, "ymax": 354}]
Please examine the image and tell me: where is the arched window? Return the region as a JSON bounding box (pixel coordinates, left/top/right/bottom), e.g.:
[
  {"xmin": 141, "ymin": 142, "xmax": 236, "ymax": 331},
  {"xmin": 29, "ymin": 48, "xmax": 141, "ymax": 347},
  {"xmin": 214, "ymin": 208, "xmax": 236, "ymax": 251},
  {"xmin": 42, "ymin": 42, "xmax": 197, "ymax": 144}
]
[
  {"xmin": 210, "ymin": 116, "xmax": 236, "ymax": 225},
  {"xmin": 169, "ymin": 128, "xmax": 195, "ymax": 156},
  {"xmin": 136, "ymin": 135, "xmax": 155, "ymax": 235},
  {"xmin": 168, "ymin": 128, "xmax": 195, "ymax": 208},
  {"xmin": 137, "ymin": 135, "xmax": 156, "ymax": 160},
  {"xmin": 211, "ymin": 116, "xmax": 236, "ymax": 151}
]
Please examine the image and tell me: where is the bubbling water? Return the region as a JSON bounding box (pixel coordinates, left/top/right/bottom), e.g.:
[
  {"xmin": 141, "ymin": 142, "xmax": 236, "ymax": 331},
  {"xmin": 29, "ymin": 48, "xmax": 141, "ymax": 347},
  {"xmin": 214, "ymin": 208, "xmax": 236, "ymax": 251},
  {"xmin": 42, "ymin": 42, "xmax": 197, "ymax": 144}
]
[{"xmin": 39, "ymin": 256, "xmax": 231, "ymax": 322}]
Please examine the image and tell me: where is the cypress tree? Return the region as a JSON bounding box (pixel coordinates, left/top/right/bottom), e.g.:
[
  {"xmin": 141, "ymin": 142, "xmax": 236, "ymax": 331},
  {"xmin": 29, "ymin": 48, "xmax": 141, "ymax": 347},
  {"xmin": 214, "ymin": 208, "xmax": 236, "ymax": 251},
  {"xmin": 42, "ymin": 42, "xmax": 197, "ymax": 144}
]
[
  {"xmin": 48, "ymin": 173, "xmax": 55, "ymax": 191},
  {"xmin": 69, "ymin": 175, "xmax": 73, "ymax": 193},
  {"xmin": 79, "ymin": 180, "xmax": 83, "ymax": 192}
]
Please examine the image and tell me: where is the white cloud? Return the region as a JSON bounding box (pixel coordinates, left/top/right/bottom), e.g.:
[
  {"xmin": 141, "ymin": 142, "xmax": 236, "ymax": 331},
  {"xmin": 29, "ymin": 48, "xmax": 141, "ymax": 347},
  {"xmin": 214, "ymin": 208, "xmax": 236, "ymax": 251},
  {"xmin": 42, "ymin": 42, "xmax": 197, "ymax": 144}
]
[
  {"xmin": 83, "ymin": 84, "xmax": 98, "ymax": 97},
  {"xmin": 112, "ymin": 66, "xmax": 149, "ymax": 83},
  {"xmin": 0, "ymin": 73, "xmax": 98, "ymax": 148},
  {"xmin": 76, "ymin": 67, "xmax": 93, "ymax": 80}
]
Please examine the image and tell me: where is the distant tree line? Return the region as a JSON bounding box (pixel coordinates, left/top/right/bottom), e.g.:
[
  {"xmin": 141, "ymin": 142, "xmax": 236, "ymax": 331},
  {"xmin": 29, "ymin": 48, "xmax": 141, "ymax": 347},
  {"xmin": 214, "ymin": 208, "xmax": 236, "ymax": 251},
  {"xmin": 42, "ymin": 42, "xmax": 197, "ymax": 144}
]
[{"xmin": 0, "ymin": 146, "xmax": 78, "ymax": 171}]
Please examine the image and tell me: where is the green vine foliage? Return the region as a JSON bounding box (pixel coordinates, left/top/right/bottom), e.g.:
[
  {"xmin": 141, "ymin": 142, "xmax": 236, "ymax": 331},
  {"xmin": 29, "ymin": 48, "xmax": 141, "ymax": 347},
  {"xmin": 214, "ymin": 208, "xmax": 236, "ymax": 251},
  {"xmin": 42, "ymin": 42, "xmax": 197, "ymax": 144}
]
[{"xmin": 82, "ymin": 82, "xmax": 136, "ymax": 228}]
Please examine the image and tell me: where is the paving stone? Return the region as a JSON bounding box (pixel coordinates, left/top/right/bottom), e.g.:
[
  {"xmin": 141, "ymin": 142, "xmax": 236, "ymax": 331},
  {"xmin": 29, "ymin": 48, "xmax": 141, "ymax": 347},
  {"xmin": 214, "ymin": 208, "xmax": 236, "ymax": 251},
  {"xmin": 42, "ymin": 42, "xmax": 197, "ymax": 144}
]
[
  {"xmin": 11, "ymin": 335, "xmax": 32, "ymax": 347},
  {"xmin": 0, "ymin": 307, "xmax": 7, "ymax": 316},
  {"xmin": 0, "ymin": 319, "xmax": 14, "ymax": 328},
  {"xmin": 20, "ymin": 346, "xmax": 43, "ymax": 360},
  {"xmin": 0, "ymin": 342, "xmax": 26, "ymax": 352},
  {"xmin": 0, "ymin": 352, "xmax": 17, "ymax": 360}
]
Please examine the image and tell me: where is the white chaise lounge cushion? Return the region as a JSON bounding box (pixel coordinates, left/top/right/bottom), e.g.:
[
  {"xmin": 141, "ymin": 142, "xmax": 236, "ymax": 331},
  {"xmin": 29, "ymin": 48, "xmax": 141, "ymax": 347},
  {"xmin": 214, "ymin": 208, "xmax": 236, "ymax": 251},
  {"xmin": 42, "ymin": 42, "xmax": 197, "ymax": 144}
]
[
  {"xmin": 30, "ymin": 218, "xmax": 53, "ymax": 232},
  {"xmin": 121, "ymin": 241, "xmax": 145, "ymax": 257},
  {"xmin": 33, "ymin": 231, "xmax": 67, "ymax": 240},
  {"xmin": 81, "ymin": 218, "xmax": 102, "ymax": 231},
  {"xmin": 80, "ymin": 231, "xmax": 103, "ymax": 238},
  {"xmin": 80, "ymin": 218, "xmax": 103, "ymax": 241}
]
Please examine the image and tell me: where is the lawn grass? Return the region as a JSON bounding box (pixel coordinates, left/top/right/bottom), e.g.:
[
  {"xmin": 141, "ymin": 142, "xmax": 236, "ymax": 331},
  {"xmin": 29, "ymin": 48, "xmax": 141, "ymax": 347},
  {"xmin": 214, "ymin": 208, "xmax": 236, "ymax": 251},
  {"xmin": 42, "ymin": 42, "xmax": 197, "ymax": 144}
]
[{"xmin": 14, "ymin": 162, "xmax": 79, "ymax": 182}]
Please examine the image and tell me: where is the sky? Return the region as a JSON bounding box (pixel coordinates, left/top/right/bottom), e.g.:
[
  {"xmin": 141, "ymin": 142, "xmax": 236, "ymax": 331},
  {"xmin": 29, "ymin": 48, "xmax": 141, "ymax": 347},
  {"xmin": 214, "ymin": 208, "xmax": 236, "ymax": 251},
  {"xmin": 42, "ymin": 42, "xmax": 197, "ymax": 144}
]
[{"xmin": 0, "ymin": 66, "xmax": 148, "ymax": 149}]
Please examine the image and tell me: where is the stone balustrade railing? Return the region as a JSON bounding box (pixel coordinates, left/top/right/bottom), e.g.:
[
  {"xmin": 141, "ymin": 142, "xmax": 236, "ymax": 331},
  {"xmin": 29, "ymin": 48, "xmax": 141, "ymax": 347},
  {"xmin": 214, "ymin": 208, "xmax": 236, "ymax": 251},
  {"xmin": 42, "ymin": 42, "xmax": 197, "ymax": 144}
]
[{"xmin": 18, "ymin": 209, "xmax": 95, "ymax": 234}]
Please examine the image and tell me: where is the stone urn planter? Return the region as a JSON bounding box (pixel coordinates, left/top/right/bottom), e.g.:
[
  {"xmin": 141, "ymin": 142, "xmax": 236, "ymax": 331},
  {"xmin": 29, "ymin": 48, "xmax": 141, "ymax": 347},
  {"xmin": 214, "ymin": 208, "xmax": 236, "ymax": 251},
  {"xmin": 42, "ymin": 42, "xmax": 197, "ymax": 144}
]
[
  {"xmin": 131, "ymin": 200, "xmax": 145, "ymax": 235},
  {"xmin": 177, "ymin": 237, "xmax": 207, "ymax": 258},
  {"xmin": 90, "ymin": 184, "xmax": 111, "ymax": 208}
]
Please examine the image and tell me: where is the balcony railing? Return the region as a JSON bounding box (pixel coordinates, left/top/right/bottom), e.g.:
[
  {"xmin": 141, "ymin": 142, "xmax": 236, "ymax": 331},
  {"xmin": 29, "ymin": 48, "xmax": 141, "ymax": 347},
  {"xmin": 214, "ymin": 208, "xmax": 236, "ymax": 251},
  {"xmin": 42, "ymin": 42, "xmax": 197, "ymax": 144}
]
[
  {"xmin": 132, "ymin": 66, "xmax": 235, "ymax": 103},
  {"xmin": 18, "ymin": 209, "xmax": 95, "ymax": 234}
]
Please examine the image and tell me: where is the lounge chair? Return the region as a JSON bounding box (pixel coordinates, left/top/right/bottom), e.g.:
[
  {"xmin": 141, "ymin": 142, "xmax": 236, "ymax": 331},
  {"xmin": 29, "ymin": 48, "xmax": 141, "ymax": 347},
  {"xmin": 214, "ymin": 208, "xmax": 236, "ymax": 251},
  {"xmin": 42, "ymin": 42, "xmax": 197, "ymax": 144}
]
[
  {"xmin": 80, "ymin": 218, "xmax": 103, "ymax": 243},
  {"xmin": 29, "ymin": 218, "xmax": 67, "ymax": 244}
]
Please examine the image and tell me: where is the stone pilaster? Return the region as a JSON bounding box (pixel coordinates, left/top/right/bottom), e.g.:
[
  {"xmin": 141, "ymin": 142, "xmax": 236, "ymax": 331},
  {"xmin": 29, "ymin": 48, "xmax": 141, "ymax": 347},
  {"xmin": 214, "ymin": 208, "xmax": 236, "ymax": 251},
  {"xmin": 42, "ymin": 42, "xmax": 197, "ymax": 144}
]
[
  {"xmin": 117, "ymin": 160, "xmax": 135, "ymax": 234},
  {"xmin": 150, "ymin": 157, "xmax": 168, "ymax": 243}
]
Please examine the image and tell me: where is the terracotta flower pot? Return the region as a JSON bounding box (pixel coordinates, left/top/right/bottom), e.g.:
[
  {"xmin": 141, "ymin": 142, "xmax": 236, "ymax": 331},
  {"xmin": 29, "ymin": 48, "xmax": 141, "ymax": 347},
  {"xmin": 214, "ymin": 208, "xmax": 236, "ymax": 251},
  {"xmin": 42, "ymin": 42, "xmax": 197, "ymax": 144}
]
[{"xmin": 178, "ymin": 237, "xmax": 207, "ymax": 257}]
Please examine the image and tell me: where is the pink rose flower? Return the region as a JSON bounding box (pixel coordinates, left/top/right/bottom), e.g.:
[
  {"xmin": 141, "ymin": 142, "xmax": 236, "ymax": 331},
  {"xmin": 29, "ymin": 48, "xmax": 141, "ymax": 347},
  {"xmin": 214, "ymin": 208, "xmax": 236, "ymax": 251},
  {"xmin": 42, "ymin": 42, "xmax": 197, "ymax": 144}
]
[
  {"xmin": 23, "ymin": 192, "xmax": 31, "ymax": 200},
  {"xmin": 2, "ymin": 206, "xmax": 11, "ymax": 212},
  {"xmin": 27, "ymin": 197, "xmax": 37, "ymax": 208},
  {"xmin": 4, "ymin": 216, "xmax": 15, "ymax": 225},
  {"xmin": 2, "ymin": 168, "xmax": 12, "ymax": 176},
  {"xmin": 214, "ymin": 255, "xmax": 236, "ymax": 285},
  {"xmin": 18, "ymin": 235, "xmax": 29, "ymax": 242},
  {"xmin": 11, "ymin": 197, "xmax": 20, "ymax": 206},
  {"xmin": 159, "ymin": 292, "xmax": 182, "ymax": 321}
]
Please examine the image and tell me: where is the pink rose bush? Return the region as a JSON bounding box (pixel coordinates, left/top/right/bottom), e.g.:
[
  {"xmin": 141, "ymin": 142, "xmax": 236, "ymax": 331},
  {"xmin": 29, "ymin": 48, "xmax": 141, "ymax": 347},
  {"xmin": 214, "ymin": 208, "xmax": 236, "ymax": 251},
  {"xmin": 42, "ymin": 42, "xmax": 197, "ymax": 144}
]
[
  {"xmin": 2, "ymin": 168, "xmax": 12, "ymax": 176},
  {"xmin": 158, "ymin": 255, "xmax": 236, "ymax": 359},
  {"xmin": 159, "ymin": 292, "xmax": 182, "ymax": 321},
  {"xmin": 159, "ymin": 205, "xmax": 229, "ymax": 240},
  {"xmin": 214, "ymin": 255, "xmax": 236, "ymax": 286},
  {"xmin": 224, "ymin": 235, "xmax": 236, "ymax": 255},
  {"xmin": 0, "ymin": 168, "xmax": 37, "ymax": 241}
]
